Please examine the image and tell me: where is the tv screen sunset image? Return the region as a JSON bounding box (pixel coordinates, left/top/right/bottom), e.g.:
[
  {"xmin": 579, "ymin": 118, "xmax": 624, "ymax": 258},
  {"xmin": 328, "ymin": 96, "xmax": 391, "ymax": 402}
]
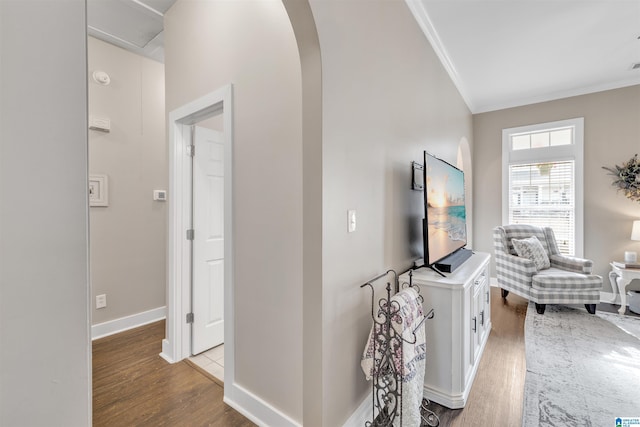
[{"xmin": 425, "ymin": 155, "xmax": 467, "ymax": 264}]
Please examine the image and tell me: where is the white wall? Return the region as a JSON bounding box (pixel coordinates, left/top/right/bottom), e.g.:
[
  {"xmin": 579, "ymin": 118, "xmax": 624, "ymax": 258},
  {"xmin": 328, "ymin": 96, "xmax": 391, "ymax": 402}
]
[
  {"xmin": 0, "ymin": 1, "xmax": 91, "ymax": 425},
  {"xmin": 309, "ymin": 1, "xmax": 473, "ymax": 425},
  {"xmin": 164, "ymin": 0, "xmax": 304, "ymax": 422},
  {"xmin": 473, "ymin": 85, "xmax": 640, "ymax": 292},
  {"xmin": 88, "ymin": 36, "xmax": 167, "ymax": 325}
]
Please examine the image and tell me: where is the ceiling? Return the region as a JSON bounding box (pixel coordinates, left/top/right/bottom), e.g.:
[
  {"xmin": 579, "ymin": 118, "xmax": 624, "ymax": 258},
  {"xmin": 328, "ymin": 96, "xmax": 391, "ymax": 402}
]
[
  {"xmin": 408, "ymin": 0, "xmax": 640, "ymax": 113},
  {"xmin": 87, "ymin": 0, "xmax": 176, "ymax": 63},
  {"xmin": 89, "ymin": 0, "xmax": 640, "ymax": 113}
]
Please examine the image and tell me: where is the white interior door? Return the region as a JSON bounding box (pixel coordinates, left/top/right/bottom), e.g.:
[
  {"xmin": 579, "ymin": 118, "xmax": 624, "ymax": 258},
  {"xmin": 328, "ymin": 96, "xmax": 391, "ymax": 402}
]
[{"xmin": 192, "ymin": 125, "xmax": 225, "ymax": 355}]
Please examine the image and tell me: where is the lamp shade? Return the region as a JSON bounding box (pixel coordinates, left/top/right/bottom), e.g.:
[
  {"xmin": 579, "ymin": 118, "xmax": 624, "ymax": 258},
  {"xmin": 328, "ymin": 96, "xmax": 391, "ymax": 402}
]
[{"xmin": 632, "ymin": 220, "xmax": 640, "ymax": 241}]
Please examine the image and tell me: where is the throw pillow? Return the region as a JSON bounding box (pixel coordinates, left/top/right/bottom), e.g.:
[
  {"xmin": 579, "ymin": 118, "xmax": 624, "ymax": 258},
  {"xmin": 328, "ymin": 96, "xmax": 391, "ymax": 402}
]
[{"xmin": 512, "ymin": 235, "xmax": 550, "ymax": 271}]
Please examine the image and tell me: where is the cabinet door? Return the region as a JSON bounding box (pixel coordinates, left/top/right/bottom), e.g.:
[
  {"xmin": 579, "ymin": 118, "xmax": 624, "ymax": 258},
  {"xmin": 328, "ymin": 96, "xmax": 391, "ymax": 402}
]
[
  {"xmin": 463, "ymin": 283, "xmax": 474, "ymax": 386},
  {"xmin": 480, "ymin": 276, "xmax": 490, "ymax": 343},
  {"xmin": 471, "ymin": 287, "xmax": 482, "ymax": 363},
  {"xmin": 471, "ymin": 267, "xmax": 489, "ymax": 364}
]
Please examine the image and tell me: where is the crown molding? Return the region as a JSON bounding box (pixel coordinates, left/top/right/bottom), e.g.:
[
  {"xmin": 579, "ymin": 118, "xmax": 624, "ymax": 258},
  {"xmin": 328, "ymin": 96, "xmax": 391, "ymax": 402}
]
[{"xmin": 404, "ymin": 0, "xmax": 475, "ymax": 113}]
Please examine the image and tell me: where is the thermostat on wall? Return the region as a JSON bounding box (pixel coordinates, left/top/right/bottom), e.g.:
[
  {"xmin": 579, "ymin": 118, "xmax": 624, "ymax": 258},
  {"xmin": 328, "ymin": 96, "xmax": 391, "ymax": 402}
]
[{"xmin": 153, "ymin": 190, "xmax": 167, "ymax": 201}]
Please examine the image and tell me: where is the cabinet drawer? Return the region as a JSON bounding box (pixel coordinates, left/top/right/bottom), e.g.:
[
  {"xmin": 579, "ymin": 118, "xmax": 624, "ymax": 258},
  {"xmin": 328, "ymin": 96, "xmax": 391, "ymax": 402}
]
[{"xmin": 473, "ymin": 268, "xmax": 487, "ymax": 292}]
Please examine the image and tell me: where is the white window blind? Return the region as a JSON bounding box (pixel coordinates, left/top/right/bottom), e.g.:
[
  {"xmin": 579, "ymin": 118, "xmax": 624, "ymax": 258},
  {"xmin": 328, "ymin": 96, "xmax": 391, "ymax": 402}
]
[{"xmin": 508, "ymin": 161, "xmax": 575, "ymax": 254}]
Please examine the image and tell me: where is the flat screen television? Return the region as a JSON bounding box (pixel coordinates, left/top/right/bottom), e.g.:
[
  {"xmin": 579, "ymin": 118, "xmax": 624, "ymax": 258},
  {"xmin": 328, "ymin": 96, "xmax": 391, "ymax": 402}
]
[{"xmin": 423, "ymin": 152, "xmax": 468, "ymax": 270}]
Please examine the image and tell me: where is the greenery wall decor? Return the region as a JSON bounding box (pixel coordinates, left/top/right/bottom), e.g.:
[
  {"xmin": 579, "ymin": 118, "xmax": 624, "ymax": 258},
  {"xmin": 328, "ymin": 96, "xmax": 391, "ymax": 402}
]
[
  {"xmin": 603, "ymin": 154, "xmax": 640, "ymax": 202},
  {"xmin": 536, "ymin": 163, "xmax": 554, "ymax": 176}
]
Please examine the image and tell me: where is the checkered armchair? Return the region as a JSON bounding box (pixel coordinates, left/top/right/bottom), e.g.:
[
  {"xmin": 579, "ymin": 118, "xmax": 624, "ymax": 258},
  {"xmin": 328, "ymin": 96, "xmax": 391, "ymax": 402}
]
[{"xmin": 493, "ymin": 224, "xmax": 602, "ymax": 314}]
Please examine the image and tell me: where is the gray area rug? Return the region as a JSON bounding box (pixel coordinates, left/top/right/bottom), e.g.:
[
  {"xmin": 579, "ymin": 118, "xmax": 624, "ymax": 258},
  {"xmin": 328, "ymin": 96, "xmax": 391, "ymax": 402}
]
[{"xmin": 523, "ymin": 303, "xmax": 640, "ymax": 426}]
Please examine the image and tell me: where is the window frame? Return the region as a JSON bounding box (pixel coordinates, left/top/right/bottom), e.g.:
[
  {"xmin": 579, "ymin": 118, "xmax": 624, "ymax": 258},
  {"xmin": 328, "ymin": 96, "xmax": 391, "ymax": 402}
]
[{"xmin": 502, "ymin": 118, "xmax": 584, "ymax": 257}]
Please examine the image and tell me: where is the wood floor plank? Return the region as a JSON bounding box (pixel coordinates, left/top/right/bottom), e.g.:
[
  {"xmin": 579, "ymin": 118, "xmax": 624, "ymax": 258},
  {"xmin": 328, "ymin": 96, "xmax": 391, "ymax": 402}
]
[{"xmin": 92, "ymin": 321, "xmax": 254, "ymax": 427}]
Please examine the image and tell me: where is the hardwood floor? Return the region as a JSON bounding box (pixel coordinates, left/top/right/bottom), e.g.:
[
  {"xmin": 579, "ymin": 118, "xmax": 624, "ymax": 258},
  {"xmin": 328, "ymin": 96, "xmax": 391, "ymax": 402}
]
[
  {"xmin": 92, "ymin": 321, "xmax": 254, "ymax": 427},
  {"xmin": 93, "ymin": 292, "xmax": 634, "ymax": 426},
  {"xmin": 426, "ymin": 286, "xmax": 529, "ymax": 426},
  {"xmin": 94, "ymin": 290, "xmax": 528, "ymax": 427}
]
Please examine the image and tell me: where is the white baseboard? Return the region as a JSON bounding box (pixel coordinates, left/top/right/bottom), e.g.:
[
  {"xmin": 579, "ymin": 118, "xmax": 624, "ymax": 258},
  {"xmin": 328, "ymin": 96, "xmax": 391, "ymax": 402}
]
[
  {"xmin": 224, "ymin": 382, "xmax": 301, "ymax": 427},
  {"xmin": 600, "ymin": 291, "xmax": 623, "ymax": 306},
  {"xmin": 160, "ymin": 339, "xmax": 176, "ymax": 364},
  {"xmin": 342, "ymin": 392, "xmax": 375, "ymax": 426},
  {"xmin": 92, "ymin": 306, "xmax": 166, "ymax": 340}
]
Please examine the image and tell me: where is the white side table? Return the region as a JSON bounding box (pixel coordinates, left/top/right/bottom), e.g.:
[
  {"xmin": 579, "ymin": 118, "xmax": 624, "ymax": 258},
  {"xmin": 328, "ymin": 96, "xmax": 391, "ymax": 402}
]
[{"xmin": 609, "ymin": 263, "xmax": 640, "ymax": 314}]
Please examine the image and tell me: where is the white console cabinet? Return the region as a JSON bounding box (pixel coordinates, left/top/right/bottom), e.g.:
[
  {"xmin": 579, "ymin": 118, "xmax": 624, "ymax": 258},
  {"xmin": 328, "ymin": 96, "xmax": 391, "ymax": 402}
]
[{"xmin": 399, "ymin": 252, "xmax": 491, "ymax": 409}]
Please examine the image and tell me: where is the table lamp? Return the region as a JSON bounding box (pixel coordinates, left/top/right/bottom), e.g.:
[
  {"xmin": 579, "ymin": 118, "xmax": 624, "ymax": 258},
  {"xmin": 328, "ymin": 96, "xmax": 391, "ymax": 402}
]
[{"xmin": 626, "ymin": 220, "xmax": 640, "ymax": 263}]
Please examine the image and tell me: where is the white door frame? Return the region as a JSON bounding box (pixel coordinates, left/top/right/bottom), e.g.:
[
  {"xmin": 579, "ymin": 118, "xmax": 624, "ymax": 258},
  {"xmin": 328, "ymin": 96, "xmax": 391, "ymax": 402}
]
[{"xmin": 161, "ymin": 85, "xmax": 234, "ymax": 390}]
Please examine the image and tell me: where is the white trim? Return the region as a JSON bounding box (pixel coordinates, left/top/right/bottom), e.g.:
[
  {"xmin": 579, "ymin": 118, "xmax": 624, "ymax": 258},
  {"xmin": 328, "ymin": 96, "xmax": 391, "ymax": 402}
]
[
  {"xmin": 600, "ymin": 291, "xmax": 623, "ymax": 306},
  {"xmin": 474, "ymin": 78, "xmax": 640, "ymax": 114},
  {"xmin": 342, "ymin": 393, "xmax": 376, "ymax": 427},
  {"xmin": 224, "ymin": 383, "xmax": 301, "ymax": 427},
  {"xmin": 87, "ymin": 26, "xmax": 165, "ymax": 63},
  {"xmin": 404, "ymin": 0, "xmax": 475, "ymax": 113},
  {"xmin": 91, "ymin": 306, "xmax": 166, "ymax": 340},
  {"xmin": 162, "ymin": 84, "xmax": 236, "ymax": 404},
  {"xmin": 160, "ymin": 339, "xmax": 175, "ymax": 363},
  {"xmin": 161, "ymin": 110, "xmax": 190, "ymax": 363},
  {"xmin": 502, "ymin": 117, "xmax": 584, "ymax": 257}
]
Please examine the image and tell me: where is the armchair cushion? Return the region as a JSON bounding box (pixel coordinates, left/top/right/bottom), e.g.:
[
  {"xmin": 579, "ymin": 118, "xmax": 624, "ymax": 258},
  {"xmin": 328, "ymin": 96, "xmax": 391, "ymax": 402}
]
[
  {"xmin": 532, "ymin": 268, "xmax": 603, "ymax": 291},
  {"xmin": 512, "ymin": 235, "xmax": 550, "ymax": 271}
]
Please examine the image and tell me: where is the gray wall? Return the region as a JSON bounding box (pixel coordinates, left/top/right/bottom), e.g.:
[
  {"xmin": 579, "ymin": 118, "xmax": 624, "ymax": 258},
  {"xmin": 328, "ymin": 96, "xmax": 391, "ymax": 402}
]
[
  {"xmin": 473, "ymin": 85, "xmax": 640, "ymax": 292},
  {"xmin": 0, "ymin": 2, "xmax": 635, "ymax": 425},
  {"xmin": 280, "ymin": 2, "xmax": 324, "ymax": 424},
  {"xmin": 0, "ymin": 1, "xmax": 91, "ymax": 425},
  {"xmin": 164, "ymin": 0, "xmax": 304, "ymax": 421},
  {"xmin": 163, "ymin": 4, "xmax": 471, "ymax": 425},
  {"xmin": 309, "ymin": 1, "xmax": 473, "ymax": 425},
  {"xmin": 88, "ymin": 36, "xmax": 167, "ymax": 325}
]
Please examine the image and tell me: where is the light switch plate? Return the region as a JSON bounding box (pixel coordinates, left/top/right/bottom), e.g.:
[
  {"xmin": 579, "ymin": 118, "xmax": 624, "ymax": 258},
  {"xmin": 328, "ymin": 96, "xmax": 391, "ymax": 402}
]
[
  {"xmin": 348, "ymin": 210, "xmax": 356, "ymax": 233},
  {"xmin": 96, "ymin": 294, "xmax": 107, "ymax": 309}
]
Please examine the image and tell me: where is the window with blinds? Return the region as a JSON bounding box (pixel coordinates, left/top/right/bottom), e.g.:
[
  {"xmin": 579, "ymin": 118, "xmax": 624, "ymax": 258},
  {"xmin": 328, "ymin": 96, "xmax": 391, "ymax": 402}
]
[
  {"xmin": 508, "ymin": 161, "xmax": 575, "ymax": 254},
  {"xmin": 502, "ymin": 118, "xmax": 584, "ymax": 256}
]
